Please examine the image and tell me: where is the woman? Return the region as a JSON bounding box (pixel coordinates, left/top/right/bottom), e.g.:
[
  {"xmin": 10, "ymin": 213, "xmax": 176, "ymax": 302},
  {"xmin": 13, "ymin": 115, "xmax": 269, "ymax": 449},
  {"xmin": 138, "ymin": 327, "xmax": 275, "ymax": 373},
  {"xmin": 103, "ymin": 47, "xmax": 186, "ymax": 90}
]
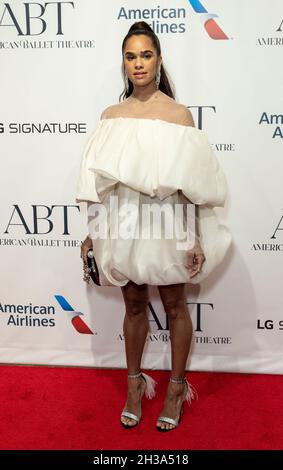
[{"xmin": 77, "ymin": 21, "xmax": 231, "ymax": 431}]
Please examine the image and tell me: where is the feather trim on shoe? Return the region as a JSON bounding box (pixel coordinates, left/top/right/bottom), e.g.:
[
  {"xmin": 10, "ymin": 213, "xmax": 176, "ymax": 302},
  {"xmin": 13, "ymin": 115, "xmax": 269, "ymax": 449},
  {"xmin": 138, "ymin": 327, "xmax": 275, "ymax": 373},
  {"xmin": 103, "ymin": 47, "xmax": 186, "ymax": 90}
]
[
  {"xmin": 141, "ymin": 372, "xmax": 157, "ymax": 399},
  {"xmin": 184, "ymin": 380, "xmax": 198, "ymax": 404}
]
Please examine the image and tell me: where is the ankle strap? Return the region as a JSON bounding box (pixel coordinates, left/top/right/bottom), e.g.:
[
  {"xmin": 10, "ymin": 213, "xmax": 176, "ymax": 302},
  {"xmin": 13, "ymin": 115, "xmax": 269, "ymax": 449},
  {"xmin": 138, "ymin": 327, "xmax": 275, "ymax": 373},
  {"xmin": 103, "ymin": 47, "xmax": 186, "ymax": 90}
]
[
  {"xmin": 128, "ymin": 371, "xmax": 142, "ymax": 379},
  {"xmin": 170, "ymin": 376, "xmax": 187, "ymax": 384}
]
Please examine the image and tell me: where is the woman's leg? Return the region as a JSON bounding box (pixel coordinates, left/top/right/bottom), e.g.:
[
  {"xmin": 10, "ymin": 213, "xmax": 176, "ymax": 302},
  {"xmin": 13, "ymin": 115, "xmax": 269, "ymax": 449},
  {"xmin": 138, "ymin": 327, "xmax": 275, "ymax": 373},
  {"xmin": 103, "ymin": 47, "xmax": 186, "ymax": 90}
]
[
  {"xmin": 120, "ymin": 280, "xmax": 149, "ymax": 426},
  {"xmin": 156, "ymin": 283, "xmax": 193, "ymax": 430}
]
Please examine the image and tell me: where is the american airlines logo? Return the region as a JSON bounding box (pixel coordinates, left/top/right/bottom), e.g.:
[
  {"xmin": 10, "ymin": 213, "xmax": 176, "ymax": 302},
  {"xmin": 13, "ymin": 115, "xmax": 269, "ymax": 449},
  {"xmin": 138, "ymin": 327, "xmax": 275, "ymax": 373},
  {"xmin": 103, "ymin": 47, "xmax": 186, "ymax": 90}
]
[
  {"xmin": 188, "ymin": 0, "xmax": 229, "ymax": 39},
  {"xmin": 55, "ymin": 295, "xmax": 94, "ymax": 335}
]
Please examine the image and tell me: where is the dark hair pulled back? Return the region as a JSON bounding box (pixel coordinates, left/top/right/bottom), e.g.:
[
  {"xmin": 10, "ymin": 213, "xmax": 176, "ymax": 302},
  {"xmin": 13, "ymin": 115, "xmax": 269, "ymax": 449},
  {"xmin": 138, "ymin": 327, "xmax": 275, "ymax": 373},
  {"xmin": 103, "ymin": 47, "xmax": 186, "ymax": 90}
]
[{"xmin": 119, "ymin": 21, "xmax": 175, "ymax": 102}]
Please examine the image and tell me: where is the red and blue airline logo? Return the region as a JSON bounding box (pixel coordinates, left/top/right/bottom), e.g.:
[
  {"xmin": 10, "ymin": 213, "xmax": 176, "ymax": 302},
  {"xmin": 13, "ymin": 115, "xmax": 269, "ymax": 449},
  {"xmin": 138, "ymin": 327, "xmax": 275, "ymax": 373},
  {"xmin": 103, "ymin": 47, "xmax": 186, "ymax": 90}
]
[
  {"xmin": 188, "ymin": 0, "xmax": 228, "ymax": 39},
  {"xmin": 55, "ymin": 295, "xmax": 94, "ymax": 335}
]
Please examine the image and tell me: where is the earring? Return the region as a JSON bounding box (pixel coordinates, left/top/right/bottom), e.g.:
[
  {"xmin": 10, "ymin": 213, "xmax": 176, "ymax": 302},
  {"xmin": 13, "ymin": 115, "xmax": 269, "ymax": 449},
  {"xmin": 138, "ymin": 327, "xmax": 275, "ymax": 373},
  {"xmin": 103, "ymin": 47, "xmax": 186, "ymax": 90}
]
[{"xmin": 155, "ymin": 65, "xmax": 161, "ymax": 88}]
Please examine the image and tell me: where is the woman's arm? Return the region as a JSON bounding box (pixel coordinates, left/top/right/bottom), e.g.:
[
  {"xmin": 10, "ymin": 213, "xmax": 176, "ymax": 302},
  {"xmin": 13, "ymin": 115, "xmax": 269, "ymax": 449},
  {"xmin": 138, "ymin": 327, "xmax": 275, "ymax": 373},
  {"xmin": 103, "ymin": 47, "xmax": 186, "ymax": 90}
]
[
  {"xmin": 175, "ymin": 106, "xmax": 206, "ymax": 276},
  {"xmin": 185, "ymin": 198, "xmax": 205, "ymax": 278},
  {"xmin": 80, "ymin": 202, "xmax": 93, "ymax": 263}
]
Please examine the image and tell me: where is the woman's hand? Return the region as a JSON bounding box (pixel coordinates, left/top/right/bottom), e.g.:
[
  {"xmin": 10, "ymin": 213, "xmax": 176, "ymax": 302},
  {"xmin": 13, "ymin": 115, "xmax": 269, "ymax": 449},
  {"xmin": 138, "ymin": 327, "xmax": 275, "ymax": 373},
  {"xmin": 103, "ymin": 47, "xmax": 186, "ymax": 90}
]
[
  {"xmin": 80, "ymin": 235, "xmax": 93, "ymax": 264},
  {"xmin": 185, "ymin": 239, "xmax": 206, "ymax": 278}
]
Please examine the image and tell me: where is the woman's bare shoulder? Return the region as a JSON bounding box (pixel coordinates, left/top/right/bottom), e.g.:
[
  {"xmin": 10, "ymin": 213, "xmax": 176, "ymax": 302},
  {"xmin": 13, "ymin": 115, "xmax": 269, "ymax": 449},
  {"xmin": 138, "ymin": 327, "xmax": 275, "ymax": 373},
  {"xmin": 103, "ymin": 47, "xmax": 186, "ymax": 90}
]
[
  {"xmin": 170, "ymin": 103, "xmax": 195, "ymax": 127},
  {"xmin": 157, "ymin": 95, "xmax": 195, "ymax": 127},
  {"xmin": 100, "ymin": 102, "xmax": 128, "ymax": 119}
]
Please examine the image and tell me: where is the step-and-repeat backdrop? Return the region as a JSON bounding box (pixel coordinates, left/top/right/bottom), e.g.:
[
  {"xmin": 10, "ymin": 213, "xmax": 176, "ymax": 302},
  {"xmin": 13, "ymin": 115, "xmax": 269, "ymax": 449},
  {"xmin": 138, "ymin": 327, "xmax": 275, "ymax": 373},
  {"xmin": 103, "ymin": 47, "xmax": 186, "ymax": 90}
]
[{"xmin": 1, "ymin": 1, "xmax": 282, "ymax": 373}]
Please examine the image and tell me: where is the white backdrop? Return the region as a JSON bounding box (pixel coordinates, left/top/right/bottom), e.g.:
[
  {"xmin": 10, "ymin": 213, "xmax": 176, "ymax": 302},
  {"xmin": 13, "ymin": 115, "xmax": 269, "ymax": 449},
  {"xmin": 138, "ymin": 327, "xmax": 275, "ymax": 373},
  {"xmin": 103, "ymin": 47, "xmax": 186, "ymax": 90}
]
[{"xmin": 1, "ymin": 0, "xmax": 282, "ymax": 373}]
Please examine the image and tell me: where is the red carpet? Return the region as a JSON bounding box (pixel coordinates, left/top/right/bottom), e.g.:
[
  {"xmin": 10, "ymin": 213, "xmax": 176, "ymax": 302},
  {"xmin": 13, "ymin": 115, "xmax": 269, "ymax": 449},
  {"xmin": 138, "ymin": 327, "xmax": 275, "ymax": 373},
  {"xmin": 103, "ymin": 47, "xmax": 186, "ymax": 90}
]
[{"xmin": 0, "ymin": 365, "xmax": 282, "ymax": 450}]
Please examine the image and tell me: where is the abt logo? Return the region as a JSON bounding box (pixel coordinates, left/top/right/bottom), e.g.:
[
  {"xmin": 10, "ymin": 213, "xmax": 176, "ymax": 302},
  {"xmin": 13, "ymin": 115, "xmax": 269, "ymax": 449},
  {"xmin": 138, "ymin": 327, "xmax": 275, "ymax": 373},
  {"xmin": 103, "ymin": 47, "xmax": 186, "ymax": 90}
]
[
  {"xmin": 148, "ymin": 301, "xmax": 214, "ymax": 332},
  {"xmin": 0, "ymin": 2, "xmax": 74, "ymax": 36},
  {"xmin": 4, "ymin": 204, "xmax": 79, "ymax": 235}
]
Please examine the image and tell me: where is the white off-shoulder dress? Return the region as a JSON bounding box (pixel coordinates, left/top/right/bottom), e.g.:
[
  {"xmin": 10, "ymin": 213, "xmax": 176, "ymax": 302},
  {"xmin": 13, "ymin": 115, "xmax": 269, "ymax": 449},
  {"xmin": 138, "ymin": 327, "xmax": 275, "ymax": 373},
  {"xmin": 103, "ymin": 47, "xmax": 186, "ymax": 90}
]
[{"xmin": 76, "ymin": 117, "xmax": 231, "ymax": 287}]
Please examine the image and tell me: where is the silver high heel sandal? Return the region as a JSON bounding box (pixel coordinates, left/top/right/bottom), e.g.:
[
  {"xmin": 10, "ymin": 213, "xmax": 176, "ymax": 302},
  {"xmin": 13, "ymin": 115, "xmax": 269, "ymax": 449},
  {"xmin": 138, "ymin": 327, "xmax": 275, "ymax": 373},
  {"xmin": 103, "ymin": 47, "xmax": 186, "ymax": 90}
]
[
  {"xmin": 121, "ymin": 371, "xmax": 157, "ymax": 429},
  {"xmin": 156, "ymin": 376, "xmax": 197, "ymax": 432}
]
